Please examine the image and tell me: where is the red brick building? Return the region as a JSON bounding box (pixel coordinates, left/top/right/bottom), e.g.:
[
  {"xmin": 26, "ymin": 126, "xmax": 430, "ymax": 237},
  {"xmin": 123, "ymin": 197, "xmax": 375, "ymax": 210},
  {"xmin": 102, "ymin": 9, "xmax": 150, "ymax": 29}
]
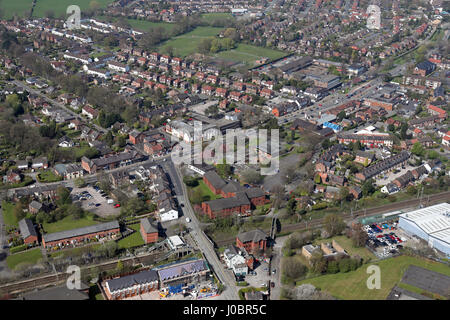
[
  {"xmin": 19, "ymin": 218, "xmax": 38, "ymax": 245},
  {"xmin": 140, "ymin": 218, "xmax": 159, "ymax": 244},
  {"xmin": 42, "ymin": 221, "xmax": 120, "ymax": 249},
  {"xmin": 236, "ymin": 229, "xmax": 268, "ymax": 254}
]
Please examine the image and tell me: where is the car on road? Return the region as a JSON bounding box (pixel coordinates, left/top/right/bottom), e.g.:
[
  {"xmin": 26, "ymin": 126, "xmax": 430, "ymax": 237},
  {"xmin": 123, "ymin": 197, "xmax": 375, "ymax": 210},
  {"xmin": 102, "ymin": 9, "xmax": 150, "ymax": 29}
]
[
  {"xmin": 114, "ymin": 203, "xmax": 120, "ymax": 208},
  {"xmin": 95, "ymin": 203, "xmax": 101, "ymax": 207},
  {"xmin": 186, "ymin": 217, "xmax": 191, "ymax": 223},
  {"xmin": 180, "ymin": 203, "xmax": 185, "ymax": 207}
]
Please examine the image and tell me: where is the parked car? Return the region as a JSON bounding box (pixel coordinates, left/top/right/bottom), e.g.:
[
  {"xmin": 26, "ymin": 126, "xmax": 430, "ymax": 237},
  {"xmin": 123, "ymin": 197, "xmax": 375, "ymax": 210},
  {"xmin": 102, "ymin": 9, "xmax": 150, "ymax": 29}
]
[{"xmin": 114, "ymin": 204, "xmax": 121, "ymax": 208}]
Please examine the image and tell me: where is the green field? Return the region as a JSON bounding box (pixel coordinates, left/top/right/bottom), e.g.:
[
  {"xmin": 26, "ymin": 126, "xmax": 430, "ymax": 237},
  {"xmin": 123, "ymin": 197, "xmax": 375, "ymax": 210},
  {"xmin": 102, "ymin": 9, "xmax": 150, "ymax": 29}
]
[
  {"xmin": 296, "ymin": 255, "xmax": 450, "ymax": 300},
  {"xmin": 1, "ymin": 201, "xmax": 18, "ymax": 227},
  {"xmin": 6, "ymin": 248, "xmax": 43, "ymax": 270},
  {"xmin": 158, "ymin": 27, "xmax": 224, "ymax": 57},
  {"xmin": 216, "ymin": 44, "xmax": 287, "ymax": 65},
  {"xmin": 313, "ymin": 235, "xmax": 376, "ymax": 262},
  {"xmin": 117, "ymin": 223, "xmax": 145, "ymax": 249},
  {"xmin": 192, "ymin": 179, "xmax": 222, "ymax": 201},
  {"xmin": 0, "ymin": 0, "xmax": 114, "ymax": 19},
  {"xmin": 0, "ymin": 0, "xmax": 33, "ymax": 19},
  {"xmin": 33, "ymin": 0, "xmax": 113, "ymax": 18},
  {"xmin": 43, "ymin": 214, "xmax": 98, "ymax": 234}
]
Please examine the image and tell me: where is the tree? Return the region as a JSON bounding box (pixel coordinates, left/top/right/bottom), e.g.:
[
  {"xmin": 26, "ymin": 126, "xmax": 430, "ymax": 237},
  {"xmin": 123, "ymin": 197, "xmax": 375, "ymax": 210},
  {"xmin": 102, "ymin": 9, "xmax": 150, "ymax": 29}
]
[
  {"xmin": 183, "ymin": 176, "xmax": 199, "ymax": 187},
  {"xmin": 411, "ymin": 142, "xmax": 425, "ymax": 157},
  {"xmin": 216, "ymin": 164, "xmax": 232, "ymax": 178},
  {"xmin": 338, "ymin": 258, "xmax": 351, "ymax": 273},
  {"xmin": 323, "ymin": 213, "xmax": 346, "ymax": 237},
  {"xmin": 56, "ymin": 186, "xmax": 72, "ymax": 207},
  {"xmin": 310, "ymin": 251, "xmax": 327, "ymax": 274},
  {"xmin": 241, "ymin": 169, "xmax": 264, "ymax": 185},
  {"xmin": 282, "ymin": 257, "xmax": 307, "ymax": 280},
  {"xmin": 74, "ymin": 177, "xmax": 86, "ymax": 188},
  {"xmin": 362, "ymin": 179, "xmax": 375, "ymax": 196},
  {"xmin": 14, "ymin": 203, "xmax": 26, "ymax": 221},
  {"xmin": 205, "ymin": 105, "xmax": 219, "ymax": 117},
  {"xmin": 327, "ymin": 261, "xmax": 339, "ymax": 274},
  {"xmin": 322, "ymin": 139, "xmax": 331, "ymax": 149},
  {"xmin": 116, "ymin": 260, "xmax": 124, "ymax": 272},
  {"xmin": 350, "ymin": 223, "xmax": 368, "ymax": 247}
]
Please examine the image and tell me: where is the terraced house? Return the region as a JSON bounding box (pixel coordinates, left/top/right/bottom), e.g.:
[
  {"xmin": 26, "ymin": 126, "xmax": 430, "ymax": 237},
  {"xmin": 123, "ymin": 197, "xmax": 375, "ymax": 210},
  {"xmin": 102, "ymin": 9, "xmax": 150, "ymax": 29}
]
[
  {"xmin": 355, "ymin": 151, "xmax": 410, "ymax": 182},
  {"xmin": 42, "ymin": 221, "xmax": 120, "ymax": 249}
]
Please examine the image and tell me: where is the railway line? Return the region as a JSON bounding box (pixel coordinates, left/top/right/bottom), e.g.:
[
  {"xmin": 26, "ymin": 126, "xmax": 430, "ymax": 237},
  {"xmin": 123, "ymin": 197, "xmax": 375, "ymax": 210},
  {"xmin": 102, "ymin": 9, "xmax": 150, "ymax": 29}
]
[
  {"xmin": 215, "ymin": 191, "xmax": 450, "ymax": 247},
  {"xmin": 0, "ymin": 250, "xmax": 164, "ymax": 297}
]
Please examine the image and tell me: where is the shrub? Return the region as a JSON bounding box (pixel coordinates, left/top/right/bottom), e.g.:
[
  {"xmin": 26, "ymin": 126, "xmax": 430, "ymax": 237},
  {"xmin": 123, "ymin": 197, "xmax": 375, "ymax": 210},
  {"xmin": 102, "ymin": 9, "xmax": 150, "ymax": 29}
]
[{"xmin": 10, "ymin": 244, "xmax": 28, "ymax": 254}]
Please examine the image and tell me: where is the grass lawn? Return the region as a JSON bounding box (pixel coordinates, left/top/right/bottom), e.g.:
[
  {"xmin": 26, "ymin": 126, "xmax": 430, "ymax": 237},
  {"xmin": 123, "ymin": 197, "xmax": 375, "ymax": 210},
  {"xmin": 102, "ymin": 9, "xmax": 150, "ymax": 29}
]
[
  {"xmin": 37, "ymin": 170, "xmax": 62, "ymax": 183},
  {"xmin": 117, "ymin": 223, "xmax": 145, "ymax": 249},
  {"xmin": 190, "ymin": 179, "xmax": 222, "ymax": 201},
  {"xmin": 158, "ymin": 27, "xmax": 224, "ymax": 57},
  {"xmin": 43, "ymin": 214, "xmax": 98, "ymax": 234},
  {"xmin": 296, "ymin": 255, "xmax": 450, "ymax": 300},
  {"xmin": 1, "ymin": 201, "xmax": 18, "ymax": 227},
  {"xmin": 313, "ymin": 235, "xmax": 376, "ymax": 262},
  {"xmin": 32, "ymin": 0, "xmax": 113, "ymax": 18},
  {"xmin": 6, "ymin": 248, "xmax": 43, "ymax": 270},
  {"xmin": 216, "ymin": 44, "xmax": 286, "ymax": 65}
]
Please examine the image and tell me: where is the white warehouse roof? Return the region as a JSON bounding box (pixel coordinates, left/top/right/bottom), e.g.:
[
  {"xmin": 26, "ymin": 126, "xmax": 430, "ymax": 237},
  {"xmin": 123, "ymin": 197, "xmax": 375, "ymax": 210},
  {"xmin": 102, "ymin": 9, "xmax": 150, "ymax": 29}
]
[{"xmin": 399, "ymin": 203, "xmax": 450, "ymax": 235}]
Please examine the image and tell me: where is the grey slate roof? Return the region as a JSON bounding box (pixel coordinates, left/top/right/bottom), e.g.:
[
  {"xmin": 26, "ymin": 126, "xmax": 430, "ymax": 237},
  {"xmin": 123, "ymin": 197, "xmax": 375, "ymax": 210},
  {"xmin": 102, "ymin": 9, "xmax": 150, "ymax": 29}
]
[
  {"xmin": 19, "ymin": 218, "xmax": 37, "ymax": 239},
  {"xmin": 29, "ymin": 200, "xmax": 42, "ymax": 211},
  {"xmin": 237, "ymin": 229, "xmax": 267, "ymax": 243},
  {"xmin": 140, "ymin": 218, "xmax": 158, "ymax": 234},
  {"xmin": 205, "ymin": 192, "xmax": 250, "ymax": 211},
  {"xmin": 106, "ymin": 269, "xmax": 159, "ymax": 292},
  {"xmin": 43, "ymin": 221, "xmax": 119, "ymax": 243},
  {"xmin": 203, "ymin": 171, "xmax": 226, "ymax": 190}
]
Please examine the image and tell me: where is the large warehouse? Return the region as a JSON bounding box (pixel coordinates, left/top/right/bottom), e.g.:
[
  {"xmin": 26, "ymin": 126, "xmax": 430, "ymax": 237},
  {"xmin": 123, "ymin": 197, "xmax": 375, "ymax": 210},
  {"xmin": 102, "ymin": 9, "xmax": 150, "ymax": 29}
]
[{"xmin": 398, "ymin": 203, "xmax": 450, "ymax": 257}]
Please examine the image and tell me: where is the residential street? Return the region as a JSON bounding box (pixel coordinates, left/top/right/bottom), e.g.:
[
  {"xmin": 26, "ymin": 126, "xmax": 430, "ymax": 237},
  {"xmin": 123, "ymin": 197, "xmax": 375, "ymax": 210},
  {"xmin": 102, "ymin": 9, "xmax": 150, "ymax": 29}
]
[{"xmin": 164, "ymin": 161, "xmax": 240, "ymax": 300}]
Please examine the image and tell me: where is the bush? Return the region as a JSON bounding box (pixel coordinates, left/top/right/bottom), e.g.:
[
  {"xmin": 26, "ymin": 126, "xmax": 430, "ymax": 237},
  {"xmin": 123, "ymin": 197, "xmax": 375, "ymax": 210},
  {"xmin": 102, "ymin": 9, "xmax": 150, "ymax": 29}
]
[{"xmin": 10, "ymin": 244, "xmax": 28, "ymax": 254}]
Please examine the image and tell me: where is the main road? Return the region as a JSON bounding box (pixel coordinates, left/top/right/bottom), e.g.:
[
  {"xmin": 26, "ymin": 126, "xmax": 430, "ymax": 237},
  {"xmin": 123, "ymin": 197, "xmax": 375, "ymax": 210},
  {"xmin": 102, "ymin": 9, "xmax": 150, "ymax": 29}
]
[{"xmin": 162, "ymin": 160, "xmax": 240, "ymax": 300}]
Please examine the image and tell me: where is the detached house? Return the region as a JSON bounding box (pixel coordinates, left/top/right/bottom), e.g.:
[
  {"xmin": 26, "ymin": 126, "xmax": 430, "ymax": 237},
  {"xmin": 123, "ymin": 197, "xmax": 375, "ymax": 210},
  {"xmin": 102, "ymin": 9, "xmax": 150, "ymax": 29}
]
[{"xmin": 82, "ymin": 106, "xmax": 99, "ymax": 119}]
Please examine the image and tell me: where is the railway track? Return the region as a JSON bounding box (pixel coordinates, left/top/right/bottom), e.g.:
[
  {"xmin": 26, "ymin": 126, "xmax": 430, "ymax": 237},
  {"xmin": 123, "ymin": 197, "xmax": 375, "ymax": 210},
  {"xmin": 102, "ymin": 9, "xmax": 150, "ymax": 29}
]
[
  {"xmin": 215, "ymin": 191, "xmax": 450, "ymax": 247},
  {"xmin": 0, "ymin": 251, "xmax": 164, "ymax": 297}
]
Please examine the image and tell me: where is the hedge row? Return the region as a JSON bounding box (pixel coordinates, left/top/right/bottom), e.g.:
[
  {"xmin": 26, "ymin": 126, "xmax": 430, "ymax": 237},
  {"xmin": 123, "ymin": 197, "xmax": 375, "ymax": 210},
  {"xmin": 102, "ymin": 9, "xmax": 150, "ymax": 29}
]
[{"xmin": 10, "ymin": 244, "xmax": 28, "ymax": 254}]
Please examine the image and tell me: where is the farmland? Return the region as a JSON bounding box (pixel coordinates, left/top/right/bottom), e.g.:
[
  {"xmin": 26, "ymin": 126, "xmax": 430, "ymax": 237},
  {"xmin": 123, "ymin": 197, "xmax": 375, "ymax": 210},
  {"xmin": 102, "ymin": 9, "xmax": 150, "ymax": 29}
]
[{"xmin": 0, "ymin": 0, "xmax": 114, "ymax": 19}]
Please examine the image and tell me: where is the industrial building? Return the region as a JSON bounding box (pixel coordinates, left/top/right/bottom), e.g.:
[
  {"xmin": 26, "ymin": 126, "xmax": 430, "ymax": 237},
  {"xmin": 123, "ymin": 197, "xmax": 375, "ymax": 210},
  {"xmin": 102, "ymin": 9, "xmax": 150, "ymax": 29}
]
[{"xmin": 398, "ymin": 203, "xmax": 450, "ymax": 257}]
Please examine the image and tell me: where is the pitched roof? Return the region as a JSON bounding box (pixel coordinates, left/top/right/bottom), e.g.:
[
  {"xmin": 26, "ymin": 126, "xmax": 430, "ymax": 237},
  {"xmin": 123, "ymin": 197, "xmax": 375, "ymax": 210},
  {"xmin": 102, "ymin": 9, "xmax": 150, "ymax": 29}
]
[
  {"xmin": 106, "ymin": 269, "xmax": 159, "ymax": 292},
  {"xmin": 19, "ymin": 218, "xmax": 37, "ymax": 239},
  {"xmin": 203, "ymin": 171, "xmax": 226, "ymax": 190},
  {"xmin": 237, "ymin": 229, "xmax": 267, "ymax": 243},
  {"xmin": 43, "ymin": 221, "xmax": 119, "ymax": 243},
  {"xmin": 140, "ymin": 218, "xmax": 158, "ymax": 234}
]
